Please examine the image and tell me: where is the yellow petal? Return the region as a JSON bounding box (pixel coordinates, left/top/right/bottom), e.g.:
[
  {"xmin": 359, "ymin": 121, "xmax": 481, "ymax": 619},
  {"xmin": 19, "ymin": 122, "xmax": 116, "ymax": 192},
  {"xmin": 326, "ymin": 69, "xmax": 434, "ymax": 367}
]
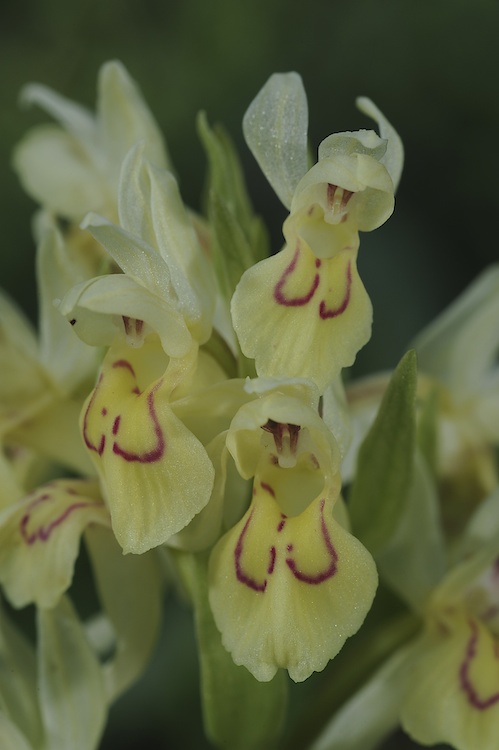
[
  {"xmin": 231, "ymin": 242, "xmax": 372, "ymax": 391},
  {"xmin": 81, "ymin": 339, "xmax": 214, "ymax": 553},
  {"xmin": 209, "ymin": 486, "xmax": 377, "ymax": 682},
  {"xmin": 403, "ymin": 615, "xmax": 499, "ymax": 750},
  {"xmin": 0, "ymin": 479, "xmax": 108, "ymax": 608}
]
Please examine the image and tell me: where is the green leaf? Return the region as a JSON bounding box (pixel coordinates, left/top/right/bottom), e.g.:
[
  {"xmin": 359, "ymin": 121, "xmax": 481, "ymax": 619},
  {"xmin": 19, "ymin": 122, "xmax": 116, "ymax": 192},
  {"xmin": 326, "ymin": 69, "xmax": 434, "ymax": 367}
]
[
  {"xmin": 417, "ymin": 384, "xmax": 439, "ymax": 476},
  {"xmin": 197, "ymin": 112, "xmax": 269, "ymax": 300},
  {"xmin": 348, "ymin": 350, "xmax": 417, "ymax": 555},
  {"xmin": 376, "ymin": 451, "xmax": 445, "ymax": 612},
  {"xmin": 175, "ymin": 551, "xmax": 287, "ymax": 750}
]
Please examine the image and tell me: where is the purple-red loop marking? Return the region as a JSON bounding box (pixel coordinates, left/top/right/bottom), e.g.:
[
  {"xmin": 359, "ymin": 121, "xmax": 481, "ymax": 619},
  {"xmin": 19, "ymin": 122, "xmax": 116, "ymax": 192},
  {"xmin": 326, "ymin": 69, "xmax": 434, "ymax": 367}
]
[
  {"xmin": 459, "ymin": 618, "xmax": 499, "ymax": 710},
  {"xmin": 274, "ymin": 247, "xmax": 320, "ymax": 307},
  {"xmin": 20, "ymin": 491, "xmax": 103, "ymax": 545},
  {"xmin": 285, "ymin": 499, "xmax": 338, "ymax": 584},
  {"xmin": 82, "ymin": 360, "xmax": 166, "ymax": 464},
  {"xmin": 319, "ymin": 261, "xmax": 352, "ymax": 320},
  {"xmin": 234, "ymin": 509, "xmax": 268, "ymax": 592}
]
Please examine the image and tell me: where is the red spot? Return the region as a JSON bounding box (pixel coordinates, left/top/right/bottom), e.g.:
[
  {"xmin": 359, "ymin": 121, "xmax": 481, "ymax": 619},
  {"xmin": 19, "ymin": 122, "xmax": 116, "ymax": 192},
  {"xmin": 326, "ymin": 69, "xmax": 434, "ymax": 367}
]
[
  {"xmin": 260, "ymin": 482, "xmax": 275, "ymax": 497},
  {"xmin": 82, "ymin": 366, "xmax": 166, "ymax": 464},
  {"xmin": 267, "ymin": 546, "xmax": 276, "ymax": 574},
  {"xmin": 277, "ymin": 514, "xmax": 287, "ymax": 533},
  {"xmin": 20, "ymin": 491, "xmax": 103, "ymax": 545},
  {"xmin": 315, "ymin": 258, "xmax": 321, "ymax": 268},
  {"xmin": 112, "ymin": 359, "xmax": 136, "ymax": 375},
  {"xmin": 101, "ymin": 407, "xmax": 107, "ymax": 417}
]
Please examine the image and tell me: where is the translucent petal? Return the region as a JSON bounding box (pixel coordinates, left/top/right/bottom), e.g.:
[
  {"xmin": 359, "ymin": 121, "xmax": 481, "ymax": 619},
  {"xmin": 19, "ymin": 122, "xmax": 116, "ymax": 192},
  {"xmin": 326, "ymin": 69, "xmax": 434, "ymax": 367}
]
[
  {"xmin": 37, "ymin": 225, "xmax": 98, "ymax": 394},
  {"xmin": 356, "ymin": 97, "xmax": 404, "ymax": 191},
  {"xmin": 98, "ymin": 60, "xmax": 170, "ymax": 181},
  {"xmin": 243, "ymin": 72, "xmax": 309, "ymax": 209},
  {"xmin": 12, "ymin": 126, "xmax": 107, "ymax": 221},
  {"xmin": 0, "ymin": 291, "xmax": 54, "ymax": 434},
  {"xmin": 19, "ymin": 83, "xmax": 96, "ymax": 151},
  {"xmin": 411, "ymin": 265, "xmax": 499, "ymax": 399}
]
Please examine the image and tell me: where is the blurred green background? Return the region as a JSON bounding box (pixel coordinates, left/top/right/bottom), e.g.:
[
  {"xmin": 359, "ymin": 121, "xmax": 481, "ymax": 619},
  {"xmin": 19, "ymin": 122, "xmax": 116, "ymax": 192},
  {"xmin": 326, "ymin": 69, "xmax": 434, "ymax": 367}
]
[{"xmin": 1, "ymin": 1, "xmax": 498, "ymax": 747}]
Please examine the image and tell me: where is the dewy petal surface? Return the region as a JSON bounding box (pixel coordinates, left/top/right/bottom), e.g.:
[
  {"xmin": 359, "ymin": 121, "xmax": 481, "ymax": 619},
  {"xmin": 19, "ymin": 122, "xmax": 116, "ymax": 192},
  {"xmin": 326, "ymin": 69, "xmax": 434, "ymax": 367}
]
[
  {"xmin": 242, "ymin": 72, "xmax": 309, "ymax": 210},
  {"xmin": 209, "ymin": 485, "xmax": 377, "ymax": 682},
  {"xmin": 231, "ymin": 241, "xmax": 372, "ymax": 391},
  {"xmin": 80, "ymin": 338, "xmax": 214, "ymax": 553}
]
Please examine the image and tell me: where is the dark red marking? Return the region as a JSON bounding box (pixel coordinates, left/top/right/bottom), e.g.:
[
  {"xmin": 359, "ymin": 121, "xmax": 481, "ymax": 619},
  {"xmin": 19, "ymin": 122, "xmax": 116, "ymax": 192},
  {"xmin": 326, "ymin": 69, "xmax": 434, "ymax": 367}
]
[
  {"xmin": 277, "ymin": 514, "xmax": 287, "ymax": 533},
  {"xmin": 267, "ymin": 546, "xmax": 276, "ymax": 574},
  {"xmin": 234, "ymin": 509, "xmax": 267, "ymax": 592},
  {"xmin": 327, "ymin": 184, "xmax": 353, "ymax": 214},
  {"xmin": 274, "ymin": 247, "xmax": 320, "ymax": 307},
  {"xmin": 82, "ymin": 374, "xmax": 106, "ymax": 456},
  {"xmin": 261, "ymin": 421, "xmax": 300, "ymax": 455},
  {"xmin": 315, "ymin": 258, "xmax": 321, "ymax": 268},
  {"xmin": 20, "ymin": 491, "xmax": 103, "ymax": 545},
  {"xmin": 286, "ymin": 499, "xmax": 338, "ymax": 584},
  {"xmin": 459, "ymin": 619, "xmax": 499, "ymax": 710},
  {"xmin": 112, "ymin": 359, "xmax": 136, "ymax": 375},
  {"xmin": 260, "ymin": 482, "xmax": 275, "ymax": 497},
  {"xmin": 123, "ymin": 316, "xmax": 144, "ymax": 337},
  {"xmin": 82, "ymin": 365, "xmax": 166, "ymax": 463},
  {"xmin": 112, "ymin": 382, "xmax": 165, "ymax": 463},
  {"xmin": 319, "ymin": 261, "xmax": 352, "ymax": 320}
]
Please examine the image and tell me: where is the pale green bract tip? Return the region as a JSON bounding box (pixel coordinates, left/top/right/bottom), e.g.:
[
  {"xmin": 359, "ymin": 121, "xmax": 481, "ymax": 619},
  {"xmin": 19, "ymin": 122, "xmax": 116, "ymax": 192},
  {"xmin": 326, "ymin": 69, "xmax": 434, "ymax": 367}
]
[
  {"xmin": 356, "ymin": 96, "xmax": 404, "ymax": 191},
  {"xmin": 243, "ymin": 72, "xmax": 309, "ymax": 209}
]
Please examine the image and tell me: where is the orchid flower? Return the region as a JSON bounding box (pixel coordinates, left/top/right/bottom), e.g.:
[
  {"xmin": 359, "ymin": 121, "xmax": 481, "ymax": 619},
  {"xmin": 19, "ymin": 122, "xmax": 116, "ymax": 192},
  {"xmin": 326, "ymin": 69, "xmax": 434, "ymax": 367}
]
[
  {"xmin": 13, "ymin": 60, "xmax": 170, "ymax": 225},
  {"xmin": 208, "ymin": 380, "xmax": 377, "ymax": 681},
  {"xmin": 231, "ymin": 73, "xmax": 403, "ymax": 392}
]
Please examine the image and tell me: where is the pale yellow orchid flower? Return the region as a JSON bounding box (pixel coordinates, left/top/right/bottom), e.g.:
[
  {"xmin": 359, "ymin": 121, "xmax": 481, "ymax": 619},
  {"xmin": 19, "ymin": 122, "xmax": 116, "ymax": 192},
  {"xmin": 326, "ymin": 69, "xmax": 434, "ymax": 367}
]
[
  {"xmin": 231, "ymin": 73, "xmax": 403, "ymax": 392},
  {"xmin": 80, "ymin": 335, "xmax": 216, "ymax": 554},
  {"xmin": 208, "ymin": 381, "xmax": 377, "ymax": 681},
  {"xmin": 13, "ymin": 60, "xmax": 170, "ymax": 225}
]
